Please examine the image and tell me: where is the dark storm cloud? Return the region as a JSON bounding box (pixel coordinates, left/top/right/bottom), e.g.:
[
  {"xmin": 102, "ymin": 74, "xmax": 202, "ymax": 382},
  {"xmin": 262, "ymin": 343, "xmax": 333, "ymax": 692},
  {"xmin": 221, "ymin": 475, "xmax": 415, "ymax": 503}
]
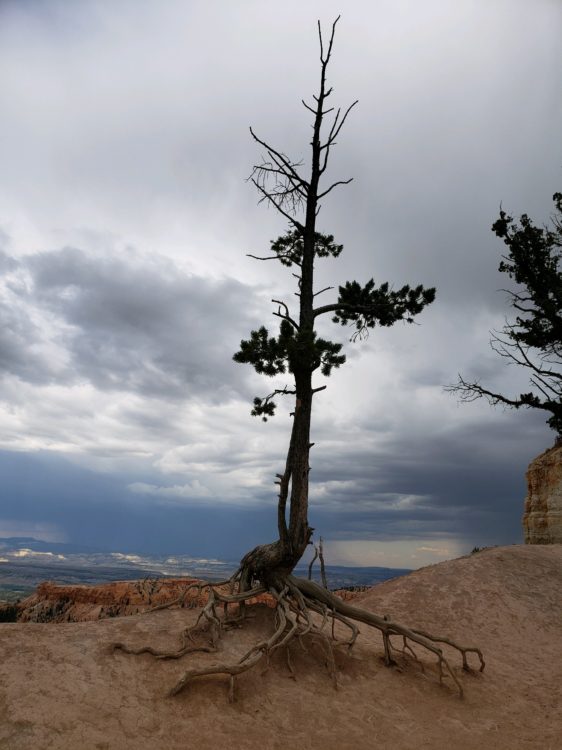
[
  {"xmin": 7, "ymin": 245, "xmax": 259, "ymax": 401},
  {"xmin": 308, "ymin": 408, "xmax": 548, "ymax": 547},
  {"xmin": 0, "ymin": 450, "xmax": 276, "ymax": 557}
]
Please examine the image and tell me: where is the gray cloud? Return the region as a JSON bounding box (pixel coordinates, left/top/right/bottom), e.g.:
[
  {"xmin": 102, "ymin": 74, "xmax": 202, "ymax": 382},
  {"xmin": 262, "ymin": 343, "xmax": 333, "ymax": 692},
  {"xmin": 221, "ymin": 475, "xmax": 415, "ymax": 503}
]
[
  {"xmin": 0, "ymin": 0, "xmax": 560, "ymax": 565},
  {"xmin": 0, "ymin": 299, "xmax": 44, "ymax": 383},
  {"xmin": 306, "ymin": 410, "xmax": 547, "ymax": 549},
  {"xmin": 0, "ymin": 450, "xmax": 277, "ymax": 558},
  {"xmin": 4, "ymin": 245, "xmax": 260, "ymax": 401}
]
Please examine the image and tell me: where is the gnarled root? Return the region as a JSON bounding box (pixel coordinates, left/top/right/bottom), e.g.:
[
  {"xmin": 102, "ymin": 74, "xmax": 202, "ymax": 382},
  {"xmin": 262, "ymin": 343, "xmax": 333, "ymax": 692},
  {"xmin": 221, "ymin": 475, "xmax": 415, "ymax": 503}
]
[
  {"xmin": 112, "ymin": 572, "xmax": 484, "ymax": 701},
  {"xmin": 292, "ymin": 577, "xmax": 485, "ymax": 698},
  {"xmin": 111, "ymin": 577, "xmax": 265, "ymax": 661}
]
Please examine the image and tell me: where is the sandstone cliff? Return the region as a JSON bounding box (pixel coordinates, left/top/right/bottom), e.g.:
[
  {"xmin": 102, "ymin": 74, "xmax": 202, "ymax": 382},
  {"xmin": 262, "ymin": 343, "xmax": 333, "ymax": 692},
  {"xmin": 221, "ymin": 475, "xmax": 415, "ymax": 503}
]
[{"xmin": 523, "ymin": 442, "xmax": 562, "ymax": 544}]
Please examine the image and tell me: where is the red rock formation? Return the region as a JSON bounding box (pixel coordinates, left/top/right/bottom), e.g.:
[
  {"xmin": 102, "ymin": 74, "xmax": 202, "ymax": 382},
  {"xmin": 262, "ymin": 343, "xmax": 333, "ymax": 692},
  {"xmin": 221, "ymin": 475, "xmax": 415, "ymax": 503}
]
[
  {"xmin": 14, "ymin": 578, "xmax": 359, "ymax": 623},
  {"xmin": 523, "ymin": 442, "xmax": 562, "ymax": 544},
  {"xmin": 15, "ymin": 578, "xmax": 277, "ymax": 623}
]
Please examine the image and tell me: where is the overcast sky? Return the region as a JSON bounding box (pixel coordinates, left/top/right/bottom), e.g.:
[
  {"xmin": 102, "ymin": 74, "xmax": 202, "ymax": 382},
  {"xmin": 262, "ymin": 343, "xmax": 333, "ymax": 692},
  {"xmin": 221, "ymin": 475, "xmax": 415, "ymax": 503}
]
[{"xmin": 0, "ymin": 0, "xmax": 561, "ymax": 568}]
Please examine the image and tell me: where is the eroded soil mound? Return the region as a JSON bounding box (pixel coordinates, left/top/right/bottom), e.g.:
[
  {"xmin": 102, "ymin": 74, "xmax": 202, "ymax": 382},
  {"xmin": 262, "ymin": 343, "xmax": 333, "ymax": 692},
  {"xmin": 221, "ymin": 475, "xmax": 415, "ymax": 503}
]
[{"xmin": 1, "ymin": 545, "xmax": 560, "ymax": 750}]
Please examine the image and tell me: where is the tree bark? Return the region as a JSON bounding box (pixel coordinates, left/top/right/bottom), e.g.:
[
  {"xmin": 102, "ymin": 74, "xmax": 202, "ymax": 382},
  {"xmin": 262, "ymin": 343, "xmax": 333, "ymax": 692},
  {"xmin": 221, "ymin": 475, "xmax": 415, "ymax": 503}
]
[{"xmin": 238, "ymin": 23, "xmax": 333, "ymax": 586}]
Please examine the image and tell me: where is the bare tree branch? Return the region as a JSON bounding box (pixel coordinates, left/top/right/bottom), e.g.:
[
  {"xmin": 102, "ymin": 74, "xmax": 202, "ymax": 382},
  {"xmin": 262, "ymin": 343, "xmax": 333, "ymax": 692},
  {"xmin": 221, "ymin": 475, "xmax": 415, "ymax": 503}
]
[
  {"xmin": 247, "ymin": 253, "xmax": 282, "ymax": 262},
  {"xmin": 317, "ymin": 177, "xmax": 354, "ymax": 199},
  {"xmin": 445, "ymin": 375, "xmax": 556, "ymax": 414},
  {"xmin": 320, "ymin": 100, "xmax": 359, "ymax": 173},
  {"xmin": 302, "ymin": 98, "xmax": 316, "ymax": 115},
  {"xmin": 490, "ymin": 335, "xmax": 562, "ymax": 383},
  {"xmin": 314, "ymin": 286, "xmax": 334, "ymax": 298},
  {"xmin": 252, "ymin": 164, "xmax": 308, "ymax": 199},
  {"xmin": 321, "ymin": 100, "xmax": 359, "ymax": 154},
  {"xmin": 272, "ymin": 299, "xmax": 299, "ymax": 330},
  {"xmin": 318, "ymin": 15, "xmax": 340, "ymax": 65},
  {"xmin": 249, "ymin": 127, "xmax": 309, "ymax": 190},
  {"xmin": 250, "ymin": 177, "xmax": 305, "ymax": 232}
]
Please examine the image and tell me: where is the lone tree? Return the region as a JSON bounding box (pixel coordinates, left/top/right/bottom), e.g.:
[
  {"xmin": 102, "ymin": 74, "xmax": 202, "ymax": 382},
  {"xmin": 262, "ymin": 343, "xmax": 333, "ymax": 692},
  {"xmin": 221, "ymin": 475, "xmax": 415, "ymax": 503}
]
[
  {"xmin": 114, "ymin": 17, "xmax": 484, "ymax": 698},
  {"xmin": 449, "ymin": 192, "xmax": 562, "ymax": 435}
]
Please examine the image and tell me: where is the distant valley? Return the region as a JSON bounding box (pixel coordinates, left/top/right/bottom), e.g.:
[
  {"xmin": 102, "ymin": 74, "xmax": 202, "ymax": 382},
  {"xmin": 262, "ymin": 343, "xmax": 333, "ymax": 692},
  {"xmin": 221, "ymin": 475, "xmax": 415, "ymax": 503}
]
[{"xmin": 0, "ymin": 537, "xmax": 411, "ymax": 602}]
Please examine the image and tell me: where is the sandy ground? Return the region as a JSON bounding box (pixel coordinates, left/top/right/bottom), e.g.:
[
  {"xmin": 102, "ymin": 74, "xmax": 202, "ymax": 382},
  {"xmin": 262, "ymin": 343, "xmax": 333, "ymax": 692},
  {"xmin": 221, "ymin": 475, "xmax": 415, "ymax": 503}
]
[{"xmin": 0, "ymin": 544, "xmax": 560, "ymax": 750}]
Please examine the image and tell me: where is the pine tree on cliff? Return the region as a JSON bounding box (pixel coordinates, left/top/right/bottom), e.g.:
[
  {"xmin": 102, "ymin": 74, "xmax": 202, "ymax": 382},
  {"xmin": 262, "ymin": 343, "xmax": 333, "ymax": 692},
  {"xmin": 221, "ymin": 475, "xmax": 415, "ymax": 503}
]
[
  {"xmin": 448, "ymin": 193, "xmax": 562, "ymax": 435},
  {"xmin": 114, "ymin": 17, "xmax": 484, "ymax": 699},
  {"xmin": 231, "ymin": 23, "xmax": 435, "ymax": 589}
]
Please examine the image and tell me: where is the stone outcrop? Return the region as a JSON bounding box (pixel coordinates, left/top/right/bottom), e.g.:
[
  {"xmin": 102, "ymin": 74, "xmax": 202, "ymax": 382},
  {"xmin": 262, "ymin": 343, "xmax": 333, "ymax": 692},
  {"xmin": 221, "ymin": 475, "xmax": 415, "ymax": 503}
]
[
  {"xmin": 12, "ymin": 577, "xmax": 359, "ymax": 623},
  {"xmin": 16, "ymin": 578, "xmax": 201, "ymax": 623},
  {"xmin": 523, "ymin": 442, "xmax": 562, "ymax": 544},
  {"xmin": 14, "ymin": 578, "xmax": 278, "ymax": 623}
]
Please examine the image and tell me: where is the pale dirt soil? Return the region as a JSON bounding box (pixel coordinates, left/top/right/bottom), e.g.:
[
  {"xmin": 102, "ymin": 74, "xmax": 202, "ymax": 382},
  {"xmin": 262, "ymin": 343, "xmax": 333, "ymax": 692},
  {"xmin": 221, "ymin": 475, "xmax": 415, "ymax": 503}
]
[{"xmin": 0, "ymin": 544, "xmax": 560, "ymax": 750}]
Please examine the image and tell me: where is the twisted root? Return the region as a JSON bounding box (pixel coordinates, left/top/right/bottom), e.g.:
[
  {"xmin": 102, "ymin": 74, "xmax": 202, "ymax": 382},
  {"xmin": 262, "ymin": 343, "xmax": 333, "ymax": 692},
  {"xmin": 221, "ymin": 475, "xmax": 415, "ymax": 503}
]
[{"xmin": 112, "ymin": 573, "xmax": 484, "ymax": 701}]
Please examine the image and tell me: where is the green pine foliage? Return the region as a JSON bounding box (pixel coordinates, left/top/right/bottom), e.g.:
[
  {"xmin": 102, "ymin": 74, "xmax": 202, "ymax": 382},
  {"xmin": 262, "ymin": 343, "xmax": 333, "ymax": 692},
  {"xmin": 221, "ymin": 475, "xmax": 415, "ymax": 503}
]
[
  {"xmin": 493, "ymin": 193, "xmax": 562, "ymax": 356},
  {"xmin": 234, "ymin": 229, "xmax": 434, "ymax": 420},
  {"xmin": 332, "ymin": 280, "xmax": 436, "ymax": 339},
  {"xmin": 450, "ymin": 192, "xmax": 562, "ymax": 433}
]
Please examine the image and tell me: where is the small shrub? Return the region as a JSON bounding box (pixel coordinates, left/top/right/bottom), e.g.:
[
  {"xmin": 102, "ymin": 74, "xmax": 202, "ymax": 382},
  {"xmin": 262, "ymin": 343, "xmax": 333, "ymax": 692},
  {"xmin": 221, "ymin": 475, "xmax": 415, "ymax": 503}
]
[{"xmin": 0, "ymin": 604, "xmax": 19, "ymax": 622}]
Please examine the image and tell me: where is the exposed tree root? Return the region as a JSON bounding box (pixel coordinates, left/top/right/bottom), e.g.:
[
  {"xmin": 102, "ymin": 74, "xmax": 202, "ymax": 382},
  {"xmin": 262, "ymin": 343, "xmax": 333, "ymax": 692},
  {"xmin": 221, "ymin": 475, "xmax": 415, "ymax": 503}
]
[{"xmin": 112, "ymin": 572, "xmax": 484, "ymax": 701}]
